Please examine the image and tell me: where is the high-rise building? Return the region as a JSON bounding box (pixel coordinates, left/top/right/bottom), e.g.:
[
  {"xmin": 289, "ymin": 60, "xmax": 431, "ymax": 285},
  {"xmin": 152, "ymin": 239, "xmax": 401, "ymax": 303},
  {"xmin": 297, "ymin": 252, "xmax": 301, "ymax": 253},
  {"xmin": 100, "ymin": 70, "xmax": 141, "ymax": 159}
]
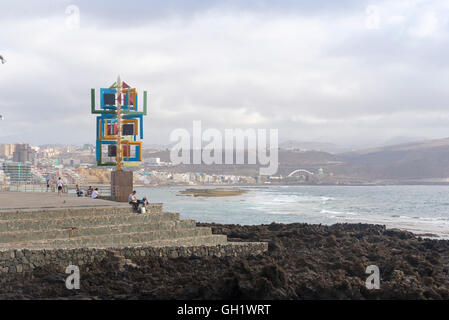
[
  {"xmin": 0, "ymin": 144, "xmax": 15, "ymax": 158},
  {"xmin": 12, "ymin": 143, "xmax": 35, "ymax": 163},
  {"xmin": 2, "ymin": 162, "xmax": 32, "ymax": 184}
]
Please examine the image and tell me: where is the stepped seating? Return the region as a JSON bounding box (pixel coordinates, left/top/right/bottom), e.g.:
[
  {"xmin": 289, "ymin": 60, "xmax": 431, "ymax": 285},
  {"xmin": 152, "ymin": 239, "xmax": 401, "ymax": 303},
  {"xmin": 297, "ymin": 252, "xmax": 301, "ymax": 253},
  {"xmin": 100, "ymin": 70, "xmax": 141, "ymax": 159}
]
[{"xmin": 0, "ymin": 204, "xmax": 230, "ymax": 250}]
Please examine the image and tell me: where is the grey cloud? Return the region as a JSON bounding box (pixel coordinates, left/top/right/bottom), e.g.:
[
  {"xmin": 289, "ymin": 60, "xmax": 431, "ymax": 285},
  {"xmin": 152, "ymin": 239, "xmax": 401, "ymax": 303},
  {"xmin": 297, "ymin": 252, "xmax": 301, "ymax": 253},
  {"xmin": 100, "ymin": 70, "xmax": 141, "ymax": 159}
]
[{"xmin": 1, "ymin": 0, "xmax": 448, "ymax": 147}]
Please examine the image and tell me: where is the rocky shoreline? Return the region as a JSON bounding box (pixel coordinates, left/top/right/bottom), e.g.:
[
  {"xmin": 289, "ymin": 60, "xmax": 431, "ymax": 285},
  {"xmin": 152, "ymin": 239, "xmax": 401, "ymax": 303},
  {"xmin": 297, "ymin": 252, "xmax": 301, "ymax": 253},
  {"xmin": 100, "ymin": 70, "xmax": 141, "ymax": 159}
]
[{"xmin": 0, "ymin": 222, "xmax": 448, "ymax": 299}]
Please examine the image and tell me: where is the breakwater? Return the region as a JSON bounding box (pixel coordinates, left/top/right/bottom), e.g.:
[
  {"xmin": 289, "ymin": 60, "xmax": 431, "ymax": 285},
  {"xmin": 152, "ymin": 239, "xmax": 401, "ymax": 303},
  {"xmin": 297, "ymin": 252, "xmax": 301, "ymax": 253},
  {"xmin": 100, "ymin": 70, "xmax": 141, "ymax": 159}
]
[{"xmin": 0, "ymin": 199, "xmax": 267, "ymax": 274}]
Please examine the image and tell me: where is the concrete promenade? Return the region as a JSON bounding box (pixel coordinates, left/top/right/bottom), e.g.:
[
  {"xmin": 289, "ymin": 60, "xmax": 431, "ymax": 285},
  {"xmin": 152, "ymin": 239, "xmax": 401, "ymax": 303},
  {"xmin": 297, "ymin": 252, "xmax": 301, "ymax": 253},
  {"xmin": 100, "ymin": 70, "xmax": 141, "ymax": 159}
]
[{"xmin": 0, "ymin": 192, "xmax": 130, "ymax": 211}]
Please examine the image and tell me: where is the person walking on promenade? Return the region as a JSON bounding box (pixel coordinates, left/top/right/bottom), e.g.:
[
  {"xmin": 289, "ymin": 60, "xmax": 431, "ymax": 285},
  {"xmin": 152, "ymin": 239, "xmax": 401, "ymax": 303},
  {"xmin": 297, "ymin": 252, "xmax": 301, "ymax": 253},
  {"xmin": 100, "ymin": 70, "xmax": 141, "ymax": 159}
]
[
  {"xmin": 46, "ymin": 179, "xmax": 50, "ymax": 192},
  {"xmin": 57, "ymin": 177, "xmax": 63, "ymax": 197}
]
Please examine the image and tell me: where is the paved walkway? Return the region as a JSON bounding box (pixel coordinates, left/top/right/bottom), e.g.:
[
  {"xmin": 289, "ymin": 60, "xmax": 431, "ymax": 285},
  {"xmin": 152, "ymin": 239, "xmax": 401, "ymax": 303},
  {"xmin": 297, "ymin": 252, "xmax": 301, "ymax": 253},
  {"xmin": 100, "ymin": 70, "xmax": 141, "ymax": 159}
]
[{"xmin": 0, "ymin": 192, "xmax": 129, "ymax": 211}]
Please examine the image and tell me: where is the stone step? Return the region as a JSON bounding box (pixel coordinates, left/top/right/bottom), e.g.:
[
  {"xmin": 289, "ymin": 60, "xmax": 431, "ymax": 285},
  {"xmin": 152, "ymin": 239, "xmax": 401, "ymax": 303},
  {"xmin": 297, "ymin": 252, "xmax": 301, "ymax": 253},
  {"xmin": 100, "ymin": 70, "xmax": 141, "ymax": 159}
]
[
  {"xmin": 0, "ymin": 227, "xmax": 215, "ymax": 249},
  {"xmin": 128, "ymin": 234, "xmax": 229, "ymax": 248},
  {"xmin": 0, "ymin": 220, "xmax": 197, "ymax": 243},
  {"xmin": 0, "ymin": 212, "xmax": 180, "ymax": 232},
  {"xmin": 0, "ymin": 204, "xmax": 163, "ymax": 221},
  {"xmin": 0, "ymin": 234, "xmax": 229, "ymax": 251}
]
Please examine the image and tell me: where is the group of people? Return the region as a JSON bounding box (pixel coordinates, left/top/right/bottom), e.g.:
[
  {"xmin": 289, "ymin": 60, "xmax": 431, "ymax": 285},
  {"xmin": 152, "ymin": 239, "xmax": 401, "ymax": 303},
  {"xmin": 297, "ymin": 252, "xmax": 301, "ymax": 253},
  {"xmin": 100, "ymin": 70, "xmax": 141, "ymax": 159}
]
[
  {"xmin": 46, "ymin": 178, "xmax": 147, "ymax": 208},
  {"xmin": 74, "ymin": 184, "xmax": 149, "ymax": 209},
  {"xmin": 128, "ymin": 190, "xmax": 149, "ymax": 213},
  {"xmin": 75, "ymin": 185, "xmax": 100, "ymax": 199}
]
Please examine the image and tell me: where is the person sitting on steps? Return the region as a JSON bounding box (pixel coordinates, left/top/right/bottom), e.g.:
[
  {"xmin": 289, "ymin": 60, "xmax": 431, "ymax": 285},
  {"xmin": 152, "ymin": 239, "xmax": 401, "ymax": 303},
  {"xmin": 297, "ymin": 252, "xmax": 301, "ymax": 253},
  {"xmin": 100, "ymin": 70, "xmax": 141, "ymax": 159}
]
[
  {"xmin": 128, "ymin": 191, "xmax": 148, "ymax": 213},
  {"xmin": 128, "ymin": 190, "xmax": 140, "ymax": 213},
  {"xmin": 91, "ymin": 188, "xmax": 100, "ymax": 199},
  {"xmin": 140, "ymin": 195, "xmax": 149, "ymax": 213},
  {"xmin": 75, "ymin": 184, "xmax": 83, "ymax": 197},
  {"xmin": 87, "ymin": 186, "xmax": 93, "ymax": 197}
]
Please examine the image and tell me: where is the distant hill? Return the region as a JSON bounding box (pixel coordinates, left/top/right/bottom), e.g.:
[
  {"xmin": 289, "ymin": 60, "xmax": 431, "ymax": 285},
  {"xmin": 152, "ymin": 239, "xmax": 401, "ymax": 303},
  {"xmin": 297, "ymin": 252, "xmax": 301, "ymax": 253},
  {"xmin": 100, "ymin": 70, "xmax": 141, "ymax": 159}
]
[
  {"xmin": 380, "ymin": 136, "xmax": 428, "ymax": 147},
  {"xmin": 279, "ymin": 140, "xmax": 352, "ymax": 154},
  {"xmin": 142, "ymin": 138, "xmax": 449, "ymax": 182},
  {"xmin": 336, "ymin": 138, "xmax": 449, "ymax": 180},
  {"xmin": 143, "ymin": 148, "xmax": 340, "ymax": 176}
]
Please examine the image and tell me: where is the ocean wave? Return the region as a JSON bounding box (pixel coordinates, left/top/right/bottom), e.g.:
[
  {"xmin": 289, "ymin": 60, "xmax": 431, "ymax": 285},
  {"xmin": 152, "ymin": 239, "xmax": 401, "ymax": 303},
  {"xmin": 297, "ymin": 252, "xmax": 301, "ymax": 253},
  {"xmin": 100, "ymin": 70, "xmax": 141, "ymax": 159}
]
[
  {"xmin": 320, "ymin": 209, "xmax": 344, "ymax": 215},
  {"xmin": 144, "ymin": 185, "xmax": 449, "ymax": 238}
]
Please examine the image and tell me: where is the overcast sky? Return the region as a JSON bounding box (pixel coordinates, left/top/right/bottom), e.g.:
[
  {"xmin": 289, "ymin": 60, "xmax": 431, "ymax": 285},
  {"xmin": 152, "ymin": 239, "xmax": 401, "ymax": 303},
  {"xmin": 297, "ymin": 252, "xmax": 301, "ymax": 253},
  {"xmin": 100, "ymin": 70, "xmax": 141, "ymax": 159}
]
[{"xmin": 1, "ymin": 0, "xmax": 449, "ymax": 148}]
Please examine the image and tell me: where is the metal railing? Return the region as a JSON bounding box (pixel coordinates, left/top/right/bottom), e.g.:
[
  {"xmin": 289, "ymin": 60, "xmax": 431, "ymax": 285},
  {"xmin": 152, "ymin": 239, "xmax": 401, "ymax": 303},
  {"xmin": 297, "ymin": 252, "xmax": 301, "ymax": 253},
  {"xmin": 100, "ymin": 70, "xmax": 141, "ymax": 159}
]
[
  {"xmin": 0, "ymin": 184, "xmax": 51, "ymax": 192},
  {"xmin": 0, "ymin": 184, "xmax": 112, "ymax": 196}
]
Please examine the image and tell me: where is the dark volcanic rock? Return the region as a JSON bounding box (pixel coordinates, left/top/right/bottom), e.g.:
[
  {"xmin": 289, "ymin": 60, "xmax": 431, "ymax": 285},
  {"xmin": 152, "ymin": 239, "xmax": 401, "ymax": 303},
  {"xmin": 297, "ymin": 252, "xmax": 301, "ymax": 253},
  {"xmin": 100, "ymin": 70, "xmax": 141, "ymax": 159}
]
[{"xmin": 0, "ymin": 222, "xmax": 448, "ymax": 299}]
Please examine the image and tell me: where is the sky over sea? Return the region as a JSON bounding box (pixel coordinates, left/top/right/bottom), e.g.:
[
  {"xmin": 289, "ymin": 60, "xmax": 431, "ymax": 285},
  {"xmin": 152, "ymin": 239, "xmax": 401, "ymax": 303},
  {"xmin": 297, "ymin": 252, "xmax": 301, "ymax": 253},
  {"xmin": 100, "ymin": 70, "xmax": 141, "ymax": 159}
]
[{"xmin": 1, "ymin": 0, "xmax": 449, "ymax": 147}]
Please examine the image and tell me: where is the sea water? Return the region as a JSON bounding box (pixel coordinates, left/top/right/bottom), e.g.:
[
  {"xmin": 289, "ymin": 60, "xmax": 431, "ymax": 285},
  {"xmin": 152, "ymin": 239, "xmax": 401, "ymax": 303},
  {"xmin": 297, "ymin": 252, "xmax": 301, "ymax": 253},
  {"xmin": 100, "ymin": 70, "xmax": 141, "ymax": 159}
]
[{"xmin": 136, "ymin": 185, "xmax": 449, "ymax": 238}]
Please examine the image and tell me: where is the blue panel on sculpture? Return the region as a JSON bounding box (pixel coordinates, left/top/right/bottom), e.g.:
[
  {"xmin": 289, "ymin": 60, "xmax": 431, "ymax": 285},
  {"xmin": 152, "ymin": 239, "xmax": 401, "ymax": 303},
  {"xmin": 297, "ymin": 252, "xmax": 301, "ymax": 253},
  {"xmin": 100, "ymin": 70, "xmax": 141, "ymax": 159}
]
[{"xmin": 100, "ymin": 88, "xmax": 117, "ymax": 109}]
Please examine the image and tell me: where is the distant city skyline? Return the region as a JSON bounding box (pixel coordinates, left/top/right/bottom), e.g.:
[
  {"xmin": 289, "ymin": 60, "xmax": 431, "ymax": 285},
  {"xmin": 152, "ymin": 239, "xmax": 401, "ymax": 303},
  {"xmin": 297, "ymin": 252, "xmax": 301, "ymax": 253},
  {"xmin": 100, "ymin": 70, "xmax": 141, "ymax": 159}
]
[
  {"xmin": 0, "ymin": 134, "xmax": 440, "ymax": 156},
  {"xmin": 1, "ymin": 0, "xmax": 449, "ymax": 147}
]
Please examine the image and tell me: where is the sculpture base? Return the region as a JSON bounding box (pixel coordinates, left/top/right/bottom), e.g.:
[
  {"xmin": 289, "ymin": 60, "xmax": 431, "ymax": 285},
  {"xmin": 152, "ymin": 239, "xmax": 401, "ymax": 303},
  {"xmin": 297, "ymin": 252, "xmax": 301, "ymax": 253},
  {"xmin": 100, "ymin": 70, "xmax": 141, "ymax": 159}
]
[{"xmin": 111, "ymin": 171, "xmax": 133, "ymax": 202}]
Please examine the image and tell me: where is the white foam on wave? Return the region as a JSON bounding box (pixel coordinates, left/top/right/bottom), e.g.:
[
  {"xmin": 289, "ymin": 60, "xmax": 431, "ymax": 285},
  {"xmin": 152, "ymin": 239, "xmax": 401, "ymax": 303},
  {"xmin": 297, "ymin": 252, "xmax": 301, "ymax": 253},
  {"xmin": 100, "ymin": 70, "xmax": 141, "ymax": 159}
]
[{"xmin": 320, "ymin": 209, "xmax": 343, "ymax": 215}]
